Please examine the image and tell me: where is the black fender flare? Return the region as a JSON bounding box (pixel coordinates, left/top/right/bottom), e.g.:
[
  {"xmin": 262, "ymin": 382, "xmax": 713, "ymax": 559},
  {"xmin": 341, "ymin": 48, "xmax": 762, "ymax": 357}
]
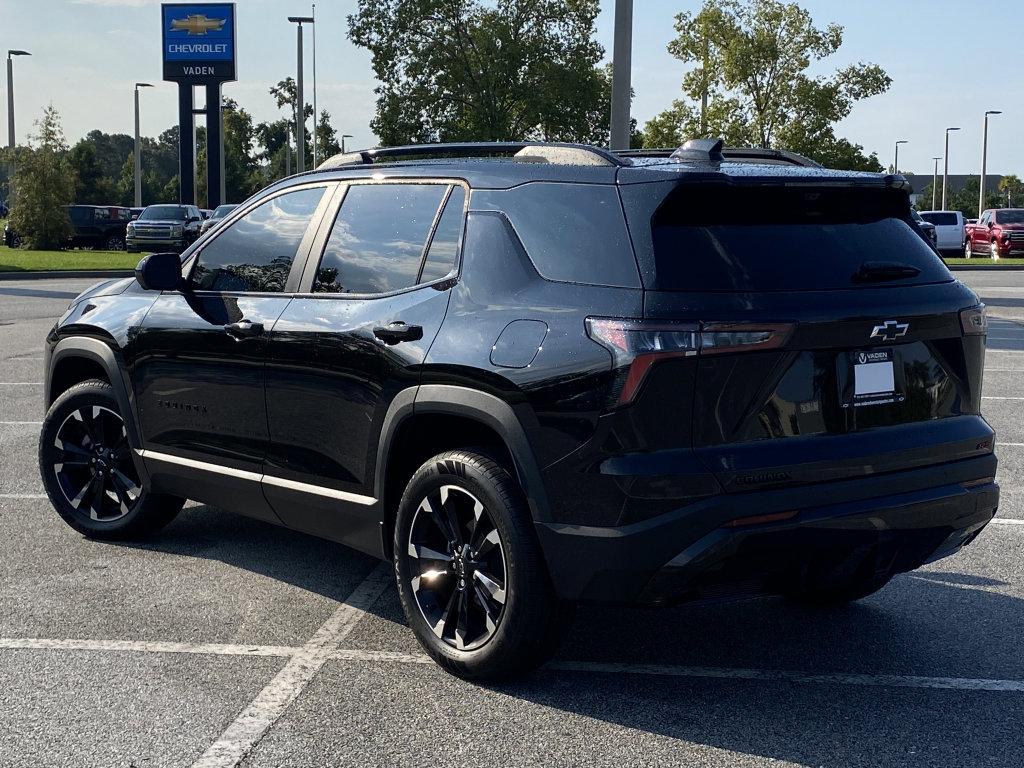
[
  {"xmin": 374, "ymin": 384, "xmax": 553, "ymax": 550},
  {"xmin": 47, "ymin": 336, "xmax": 149, "ymax": 484}
]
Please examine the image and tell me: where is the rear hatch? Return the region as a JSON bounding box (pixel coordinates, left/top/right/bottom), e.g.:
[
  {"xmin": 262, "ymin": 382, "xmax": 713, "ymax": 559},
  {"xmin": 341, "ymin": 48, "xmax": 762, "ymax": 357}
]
[{"xmin": 620, "ymin": 179, "xmax": 992, "ymax": 493}]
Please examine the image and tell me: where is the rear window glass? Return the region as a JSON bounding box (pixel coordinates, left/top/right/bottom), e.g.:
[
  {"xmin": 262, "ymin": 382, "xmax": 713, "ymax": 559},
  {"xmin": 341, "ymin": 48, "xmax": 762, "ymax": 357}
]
[
  {"xmin": 649, "ymin": 185, "xmax": 951, "ymax": 292},
  {"xmin": 920, "ymin": 212, "xmax": 958, "ymax": 226}
]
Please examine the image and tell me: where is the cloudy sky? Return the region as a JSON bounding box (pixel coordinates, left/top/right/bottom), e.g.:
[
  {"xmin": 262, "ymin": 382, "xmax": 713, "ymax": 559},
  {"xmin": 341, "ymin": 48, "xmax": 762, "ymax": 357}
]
[{"xmin": 2, "ymin": 0, "xmax": 1021, "ymax": 175}]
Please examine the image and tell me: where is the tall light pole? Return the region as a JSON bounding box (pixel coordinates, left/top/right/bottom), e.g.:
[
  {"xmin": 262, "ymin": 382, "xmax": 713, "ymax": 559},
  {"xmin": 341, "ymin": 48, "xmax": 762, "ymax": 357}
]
[
  {"xmin": 932, "ymin": 157, "xmax": 942, "ymax": 211},
  {"xmin": 340, "ymin": 134, "xmax": 353, "ymax": 155},
  {"xmin": 893, "ymin": 139, "xmax": 908, "ymax": 174},
  {"xmin": 609, "ymin": 0, "xmax": 633, "ymax": 151},
  {"xmin": 979, "ymin": 110, "xmax": 1002, "ymax": 217},
  {"xmin": 311, "ymin": 3, "xmax": 318, "ymax": 168},
  {"xmin": 6, "ymin": 50, "xmax": 30, "ymax": 149},
  {"xmin": 942, "ymin": 127, "xmax": 961, "ymax": 210},
  {"xmin": 287, "ymin": 16, "xmax": 314, "ymax": 174},
  {"xmin": 133, "ymin": 83, "xmax": 153, "ymax": 208}
]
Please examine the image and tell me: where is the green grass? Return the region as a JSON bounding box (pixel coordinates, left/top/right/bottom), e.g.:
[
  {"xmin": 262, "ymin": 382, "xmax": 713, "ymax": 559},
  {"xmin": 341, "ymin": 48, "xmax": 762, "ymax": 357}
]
[
  {"xmin": 943, "ymin": 257, "xmax": 1024, "ymax": 266},
  {"xmin": 0, "ymin": 245, "xmax": 142, "ymax": 273}
]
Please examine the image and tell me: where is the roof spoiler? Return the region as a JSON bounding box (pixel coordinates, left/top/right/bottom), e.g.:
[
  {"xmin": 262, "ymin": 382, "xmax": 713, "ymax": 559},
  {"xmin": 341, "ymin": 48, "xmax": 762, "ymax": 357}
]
[{"xmin": 670, "ymin": 138, "xmax": 725, "ymax": 164}]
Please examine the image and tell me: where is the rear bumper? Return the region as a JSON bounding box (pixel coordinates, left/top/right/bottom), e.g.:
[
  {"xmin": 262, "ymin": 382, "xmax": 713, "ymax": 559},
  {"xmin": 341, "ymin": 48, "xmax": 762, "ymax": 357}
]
[{"xmin": 536, "ymin": 453, "xmax": 998, "ymax": 604}]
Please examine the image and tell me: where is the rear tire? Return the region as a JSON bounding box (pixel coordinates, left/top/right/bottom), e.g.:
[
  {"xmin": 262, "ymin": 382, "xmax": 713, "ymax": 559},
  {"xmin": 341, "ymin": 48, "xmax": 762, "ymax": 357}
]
[
  {"xmin": 393, "ymin": 449, "xmax": 568, "ymax": 680},
  {"xmin": 39, "ymin": 380, "xmax": 184, "ymax": 540},
  {"xmin": 784, "ymin": 574, "xmax": 891, "ymax": 606},
  {"xmin": 104, "ymin": 234, "xmax": 125, "ymax": 251},
  {"xmin": 964, "ymin": 239, "xmax": 973, "ymax": 258}
]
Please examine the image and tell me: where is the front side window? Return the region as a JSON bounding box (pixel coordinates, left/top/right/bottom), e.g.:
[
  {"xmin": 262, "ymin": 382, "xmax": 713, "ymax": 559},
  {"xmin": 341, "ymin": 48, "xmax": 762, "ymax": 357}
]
[
  {"xmin": 313, "ymin": 183, "xmax": 451, "ymax": 294},
  {"xmin": 191, "ymin": 186, "xmax": 327, "ymax": 292}
]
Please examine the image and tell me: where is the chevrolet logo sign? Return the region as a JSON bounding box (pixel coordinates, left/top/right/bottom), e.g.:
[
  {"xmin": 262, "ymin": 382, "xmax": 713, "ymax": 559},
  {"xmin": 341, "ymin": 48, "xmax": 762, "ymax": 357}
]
[
  {"xmin": 870, "ymin": 320, "xmax": 909, "ymax": 342},
  {"xmin": 170, "ymin": 14, "xmax": 226, "ymax": 35}
]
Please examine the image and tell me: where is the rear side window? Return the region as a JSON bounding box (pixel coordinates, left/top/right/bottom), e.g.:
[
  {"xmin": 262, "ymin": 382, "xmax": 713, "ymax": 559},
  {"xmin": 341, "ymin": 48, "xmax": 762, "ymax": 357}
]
[
  {"xmin": 647, "ymin": 185, "xmax": 951, "ymax": 292},
  {"xmin": 313, "ymin": 183, "xmax": 451, "ymax": 294},
  {"xmin": 192, "ymin": 186, "xmax": 326, "ymax": 292},
  {"xmin": 920, "ymin": 212, "xmax": 958, "ymax": 226},
  {"xmin": 470, "ymin": 184, "xmax": 640, "ymax": 288},
  {"xmin": 419, "ymin": 186, "xmax": 465, "ymax": 283}
]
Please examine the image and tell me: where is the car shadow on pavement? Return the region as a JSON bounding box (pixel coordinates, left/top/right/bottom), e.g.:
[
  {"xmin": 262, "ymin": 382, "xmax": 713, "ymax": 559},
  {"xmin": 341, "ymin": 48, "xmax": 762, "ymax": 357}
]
[{"xmin": 131, "ymin": 505, "xmax": 1024, "ymax": 767}]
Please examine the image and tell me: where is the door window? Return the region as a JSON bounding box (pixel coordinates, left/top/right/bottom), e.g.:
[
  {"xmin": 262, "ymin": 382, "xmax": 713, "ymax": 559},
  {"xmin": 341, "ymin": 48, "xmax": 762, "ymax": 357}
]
[
  {"xmin": 313, "ymin": 183, "xmax": 453, "ymax": 294},
  {"xmin": 418, "ymin": 186, "xmax": 466, "ymax": 284},
  {"xmin": 191, "ymin": 186, "xmax": 327, "ymax": 292}
]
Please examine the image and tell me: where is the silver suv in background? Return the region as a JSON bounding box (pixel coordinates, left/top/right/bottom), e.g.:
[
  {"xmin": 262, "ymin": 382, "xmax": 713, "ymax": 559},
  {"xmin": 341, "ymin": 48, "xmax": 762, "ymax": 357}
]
[
  {"xmin": 199, "ymin": 204, "xmax": 237, "ymax": 235},
  {"xmin": 919, "ymin": 210, "xmax": 965, "ymax": 254}
]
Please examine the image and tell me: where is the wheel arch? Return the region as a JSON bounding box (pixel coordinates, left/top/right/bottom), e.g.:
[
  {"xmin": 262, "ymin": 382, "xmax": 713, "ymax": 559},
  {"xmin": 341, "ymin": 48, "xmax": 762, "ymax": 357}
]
[
  {"xmin": 48, "ymin": 337, "xmax": 145, "ymax": 459},
  {"xmin": 375, "ymin": 384, "xmax": 552, "ymax": 559}
]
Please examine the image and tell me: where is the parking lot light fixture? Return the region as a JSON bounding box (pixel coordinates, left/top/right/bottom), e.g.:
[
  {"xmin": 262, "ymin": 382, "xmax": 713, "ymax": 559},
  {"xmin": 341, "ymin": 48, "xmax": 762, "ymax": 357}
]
[
  {"xmin": 341, "ymin": 134, "xmax": 353, "ymax": 155},
  {"xmin": 7, "ymin": 49, "xmax": 31, "ymax": 149},
  {"xmin": 287, "ymin": 16, "xmax": 315, "ymax": 174},
  {"xmin": 932, "ymin": 157, "xmax": 942, "ymax": 211},
  {"xmin": 894, "ymin": 140, "xmax": 908, "ymax": 174},
  {"xmin": 979, "ymin": 111, "xmax": 1002, "ymax": 218},
  {"xmin": 134, "ymin": 83, "xmax": 154, "ymax": 208},
  {"xmin": 942, "ymin": 127, "xmax": 961, "ymax": 211}
]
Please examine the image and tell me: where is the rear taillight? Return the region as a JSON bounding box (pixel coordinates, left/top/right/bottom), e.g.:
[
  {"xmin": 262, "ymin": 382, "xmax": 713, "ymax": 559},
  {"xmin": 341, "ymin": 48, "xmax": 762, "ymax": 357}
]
[
  {"xmin": 587, "ymin": 317, "xmax": 794, "ymax": 405},
  {"xmin": 960, "ymin": 305, "xmax": 987, "ymax": 336}
]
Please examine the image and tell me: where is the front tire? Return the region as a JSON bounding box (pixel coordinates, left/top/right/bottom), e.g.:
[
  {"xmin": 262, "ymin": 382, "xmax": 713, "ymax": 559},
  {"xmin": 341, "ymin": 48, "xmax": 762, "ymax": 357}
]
[
  {"xmin": 104, "ymin": 234, "xmax": 125, "ymax": 251},
  {"xmin": 393, "ymin": 450, "xmax": 567, "ymax": 680},
  {"xmin": 991, "ymin": 240, "xmax": 1001, "ymax": 261},
  {"xmin": 39, "ymin": 380, "xmax": 184, "ymax": 540},
  {"xmin": 964, "ymin": 239, "xmax": 973, "ymax": 259}
]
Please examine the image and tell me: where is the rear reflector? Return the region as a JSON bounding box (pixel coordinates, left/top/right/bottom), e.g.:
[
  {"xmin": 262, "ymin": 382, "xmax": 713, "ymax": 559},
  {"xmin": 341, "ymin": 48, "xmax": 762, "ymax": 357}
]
[
  {"xmin": 722, "ymin": 510, "xmax": 799, "ymax": 528},
  {"xmin": 586, "ymin": 317, "xmax": 794, "ymax": 404}
]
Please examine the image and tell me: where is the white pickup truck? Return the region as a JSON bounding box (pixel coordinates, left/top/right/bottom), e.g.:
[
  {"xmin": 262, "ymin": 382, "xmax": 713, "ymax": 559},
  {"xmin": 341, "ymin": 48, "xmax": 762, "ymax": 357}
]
[{"xmin": 918, "ymin": 210, "xmax": 965, "ymax": 254}]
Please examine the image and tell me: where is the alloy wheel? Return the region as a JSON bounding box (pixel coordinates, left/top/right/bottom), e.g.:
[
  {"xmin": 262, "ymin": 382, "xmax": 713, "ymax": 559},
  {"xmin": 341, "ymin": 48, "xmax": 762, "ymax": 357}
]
[
  {"xmin": 964, "ymin": 240, "xmax": 972, "ymax": 258},
  {"xmin": 991, "ymin": 241, "xmax": 1000, "ymax": 261},
  {"xmin": 52, "ymin": 405, "xmax": 140, "ymax": 522},
  {"xmin": 406, "ymin": 485, "xmax": 507, "ymax": 651}
]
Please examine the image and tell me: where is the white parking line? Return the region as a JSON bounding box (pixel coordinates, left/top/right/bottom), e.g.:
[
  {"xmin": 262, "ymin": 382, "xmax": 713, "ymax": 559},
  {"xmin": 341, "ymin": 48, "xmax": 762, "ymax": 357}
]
[
  {"xmin": 0, "ymin": 493, "xmax": 46, "ymax": 499},
  {"xmin": 983, "ymin": 397, "xmax": 1024, "ymax": 401},
  {"xmin": 0, "ymin": 421, "xmax": 41, "ymax": 425},
  {"xmin": 0, "ymin": 382, "xmax": 40, "ymax": 386},
  {"xmin": 190, "ymin": 562, "xmax": 392, "ymax": 768},
  {"xmin": 991, "ymin": 518, "xmax": 1024, "ymax": 526},
  {"xmin": 330, "ymin": 648, "xmax": 1024, "ymax": 693},
  {"xmin": 0, "ymin": 638, "xmax": 298, "ymax": 657}
]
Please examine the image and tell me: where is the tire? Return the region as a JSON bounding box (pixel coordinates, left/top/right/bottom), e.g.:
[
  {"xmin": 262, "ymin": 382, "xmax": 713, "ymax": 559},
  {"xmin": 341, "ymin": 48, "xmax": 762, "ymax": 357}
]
[
  {"xmin": 784, "ymin": 574, "xmax": 891, "ymax": 607},
  {"xmin": 991, "ymin": 240, "xmax": 1000, "ymax": 261},
  {"xmin": 393, "ymin": 449, "xmax": 568, "ymax": 680},
  {"xmin": 104, "ymin": 234, "xmax": 125, "ymax": 251},
  {"xmin": 964, "ymin": 239, "xmax": 973, "ymax": 259},
  {"xmin": 38, "ymin": 379, "xmax": 184, "ymax": 540}
]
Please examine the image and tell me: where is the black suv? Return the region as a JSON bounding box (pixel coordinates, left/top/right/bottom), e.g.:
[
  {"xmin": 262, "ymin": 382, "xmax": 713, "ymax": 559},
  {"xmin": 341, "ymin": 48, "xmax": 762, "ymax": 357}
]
[
  {"xmin": 4, "ymin": 205, "xmax": 130, "ymax": 249},
  {"xmin": 38, "ymin": 140, "xmax": 998, "ymax": 680}
]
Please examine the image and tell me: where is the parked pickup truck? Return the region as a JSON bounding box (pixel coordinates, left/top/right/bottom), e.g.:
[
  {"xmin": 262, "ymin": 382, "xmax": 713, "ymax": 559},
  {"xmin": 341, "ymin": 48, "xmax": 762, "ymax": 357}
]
[
  {"xmin": 964, "ymin": 208, "xmax": 1024, "ymax": 259},
  {"xmin": 919, "ymin": 210, "xmax": 964, "ymax": 254}
]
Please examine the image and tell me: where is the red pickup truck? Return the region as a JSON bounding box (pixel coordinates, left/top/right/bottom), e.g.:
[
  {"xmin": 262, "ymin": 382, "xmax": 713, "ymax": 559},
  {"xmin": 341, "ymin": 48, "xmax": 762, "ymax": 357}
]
[{"xmin": 964, "ymin": 208, "xmax": 1024, "ymax": 259}]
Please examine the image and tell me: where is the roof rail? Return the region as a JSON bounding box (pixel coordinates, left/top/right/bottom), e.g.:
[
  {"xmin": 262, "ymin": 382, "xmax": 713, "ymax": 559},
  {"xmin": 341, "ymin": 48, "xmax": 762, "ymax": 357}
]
[
  {"xmin": 618, "ymin": 145, "xmax": 821, "ymax": 168},
  {"xmin": 317, "ymin": 141, "xmax": 625, "ymax": 170}
]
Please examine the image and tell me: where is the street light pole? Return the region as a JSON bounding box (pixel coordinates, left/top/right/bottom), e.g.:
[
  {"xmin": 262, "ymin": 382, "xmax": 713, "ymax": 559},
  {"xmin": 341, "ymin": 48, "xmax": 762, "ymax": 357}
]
[
  {"xmin": 942, "ymin": 127, "xmax": 961, "ymax": 210},
  {"xmin": 133, "ymin": 83, "xmax": 153, "ymax": 208},
  {"xmin": 609, "ymin": 0, "xmax": 633, "ymax": 151},
  {"xmin": 894, "ymin": 140, "xmax": 908, "ymax": 174},
  {"xmin": 932, "ymin": 157, "xmax": 941, "ymax": 211},
  {"xmin": 341, "ymin": 134, "xmax": 352, "ymax": 155},
  {"xmin": 311, "ymin": 2, "xmax": 318, "ymax": 168},
  {"xmin": 979, "ymin": 110, "xmax": 1002, "ymax": 218},
  {"xmin": 287, "ymin": 16, "xmax": 314, "ymax": 174},
  {"xmin": 6, "ymin": 50, "xmax": 30, "ymax": 149}
]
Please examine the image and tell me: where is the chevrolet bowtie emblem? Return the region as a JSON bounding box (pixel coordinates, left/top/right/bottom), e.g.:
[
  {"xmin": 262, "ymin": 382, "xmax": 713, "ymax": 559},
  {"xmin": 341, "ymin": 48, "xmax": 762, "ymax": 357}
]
[
  {"xmin": 170, "ymin": 14, "xmax": 226, "ymax": 35},
  {"xmin": 870, "ymin": 320, "xmax": 909, "ymax": 342}
]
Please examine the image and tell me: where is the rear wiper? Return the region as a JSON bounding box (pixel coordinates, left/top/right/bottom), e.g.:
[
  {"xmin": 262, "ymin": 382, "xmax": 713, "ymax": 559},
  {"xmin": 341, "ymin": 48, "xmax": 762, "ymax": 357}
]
[{"xmin": 851, "ymin": 261, "xmax": 922, "ymax": 283}]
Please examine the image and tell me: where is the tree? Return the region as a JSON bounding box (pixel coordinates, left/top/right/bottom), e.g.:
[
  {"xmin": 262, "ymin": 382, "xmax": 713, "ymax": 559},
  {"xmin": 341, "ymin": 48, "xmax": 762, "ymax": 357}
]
[
  {"xmin": 999, "ymin": 175, "xmax": 1024, "ymax": 208},
  {"xmin": 348, "ymin": 0, "xmax": 610, "ymax": 145},
  {"xmin": 9, "ymin": 106, "xmax": 75, "ymax": 249},
  {"xmin": 68, "ymin": 141, "xmax": 117, "ymax": 204},
  {"xmin": 648, "ymin": 0, "xmax": 889, "ymax": 170},
  {"xmin": 915, "ymin": 177, "xmax": 1002, "ymax": 218}
]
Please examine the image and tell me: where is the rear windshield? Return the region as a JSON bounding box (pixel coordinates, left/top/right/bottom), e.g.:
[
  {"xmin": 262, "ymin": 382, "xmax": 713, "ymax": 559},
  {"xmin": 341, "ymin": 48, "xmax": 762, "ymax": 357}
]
[
  {"xmin": 995, "ymin": 210, "xmax": 1024, "ymax": 224},
  {"xmin": 649, "ymin": 185, "xmax": 951, "ymax": 292},
  {"xmin": 920, "ymin": 212, "xmax": 959, "ymax": 226}
]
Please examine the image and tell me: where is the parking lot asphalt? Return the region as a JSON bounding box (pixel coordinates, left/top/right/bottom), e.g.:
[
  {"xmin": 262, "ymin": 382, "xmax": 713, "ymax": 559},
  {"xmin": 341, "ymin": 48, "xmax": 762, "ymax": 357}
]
[{"xmin": 1, "ymin": 274, "xmax": 1023, "ymax": 767}]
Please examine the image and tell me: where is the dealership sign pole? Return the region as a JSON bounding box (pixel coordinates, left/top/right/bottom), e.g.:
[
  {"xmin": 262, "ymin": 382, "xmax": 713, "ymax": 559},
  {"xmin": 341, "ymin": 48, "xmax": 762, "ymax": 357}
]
[{"xmin": 161, "ymin": 3, "xmax": 236, "ymax": 207}]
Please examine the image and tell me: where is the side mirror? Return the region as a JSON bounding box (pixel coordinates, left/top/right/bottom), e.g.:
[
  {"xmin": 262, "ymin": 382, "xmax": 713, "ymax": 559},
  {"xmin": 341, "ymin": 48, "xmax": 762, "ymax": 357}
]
[
  {"xmin": 135, "ymin": 252, "xmax": 182, "ymax": 291},
  {"xmin": 988, "ymin": 221, "xmax": 995, "ymax": 228}
]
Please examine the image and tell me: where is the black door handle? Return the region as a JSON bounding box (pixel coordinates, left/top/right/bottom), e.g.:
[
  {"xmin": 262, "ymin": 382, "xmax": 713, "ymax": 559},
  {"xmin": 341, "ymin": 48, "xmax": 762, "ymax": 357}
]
[
  {"xmin": 373, "ymin": 321, "xmax": 423, "ymax": 345},
  {"xmin": 224, "ymin": 319, "xmax": 264, "ymax": 338}
]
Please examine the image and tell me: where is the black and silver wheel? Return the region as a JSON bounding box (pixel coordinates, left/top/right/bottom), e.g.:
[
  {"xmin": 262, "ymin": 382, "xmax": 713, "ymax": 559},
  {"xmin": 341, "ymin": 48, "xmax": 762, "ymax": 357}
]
[
  {"xmin": 964, "ymin": 239, "xmax": 973, "ymax": 258},
  {"xmin": 991, "ymin": 240, "xmax": 1001, "ymax": 261},
  {"xmin": 406, "ymin": 484, "xmax": 507, "ymax": 651},
  {"xmin": 394, "ymin": 449, "xmax": 569, "ymax": 680},
  {"xmin": 39, "ymin": 379, "xmax": 184, "ymax": 540},
  {"xmin": 104, "ymin": 234, "xmax": 125, "ymax": 251}
]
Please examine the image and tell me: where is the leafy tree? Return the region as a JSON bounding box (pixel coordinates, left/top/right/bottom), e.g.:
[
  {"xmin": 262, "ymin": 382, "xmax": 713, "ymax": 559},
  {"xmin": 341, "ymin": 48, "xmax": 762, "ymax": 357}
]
[
  {"xmin": 68, "ymin": 142, "xmax": 118, "ymax": 204},
  {"xmin": 914, "ymin": 177, "xmax": 1002, "ymax": 218},
  {"xmin": 222, "ymin": 99, "xmax": 264, "ymax": 202},
  {"xmin": 348, "ymin": 0, "xmax": 609, "ymax": 145},
  {"xmin": 316, "ymin": 110, "xmax": 341, "ymax": 160},
  {"xmin": 999, "ymin": 175, "xmax": 1024, "ymax": 208},
  {"xmin": 647, "ymin": 0, "xmax": 889, "ymax": 170},
  {"xmin": 9, "ymin": 106, "xmax": 75, "ymax": 249}
]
